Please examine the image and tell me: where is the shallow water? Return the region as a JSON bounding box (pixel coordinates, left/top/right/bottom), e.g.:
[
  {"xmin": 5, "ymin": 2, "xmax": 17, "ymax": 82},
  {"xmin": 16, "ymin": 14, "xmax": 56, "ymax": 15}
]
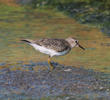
[
  {"xmin": 0, "ymin": 5, "xmax": 110, "ymax": 100},
  {"xmin": 0, "ymin": 6, "xmax": 110, "ymax": 72}
]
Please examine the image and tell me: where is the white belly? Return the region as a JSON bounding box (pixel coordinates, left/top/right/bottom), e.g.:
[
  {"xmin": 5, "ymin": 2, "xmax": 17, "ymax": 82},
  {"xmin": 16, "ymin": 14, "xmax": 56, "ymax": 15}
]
[{"xmin": 30, "ymin": 43, "xmax": 69, "ymax": 57}]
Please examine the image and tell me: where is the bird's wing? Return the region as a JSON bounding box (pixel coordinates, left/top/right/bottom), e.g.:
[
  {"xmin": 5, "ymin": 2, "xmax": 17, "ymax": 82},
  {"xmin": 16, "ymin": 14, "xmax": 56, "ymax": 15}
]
[{"xmin": 34, "ymin": 38, "xmax": 71, "ymax": 52}]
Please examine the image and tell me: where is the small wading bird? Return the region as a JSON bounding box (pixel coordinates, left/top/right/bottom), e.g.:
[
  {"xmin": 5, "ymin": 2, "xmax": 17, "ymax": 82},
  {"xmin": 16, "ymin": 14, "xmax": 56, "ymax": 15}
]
[{"xmin": 21, "ymin": 37, "xmax": 85, "ymax": 71}]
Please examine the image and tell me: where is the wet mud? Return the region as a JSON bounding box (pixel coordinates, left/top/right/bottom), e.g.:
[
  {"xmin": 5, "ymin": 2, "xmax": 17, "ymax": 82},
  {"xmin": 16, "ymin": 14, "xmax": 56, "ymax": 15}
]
[{"xmin": 0, "ymin": 61, "xmax": 110, "ymax": 100}]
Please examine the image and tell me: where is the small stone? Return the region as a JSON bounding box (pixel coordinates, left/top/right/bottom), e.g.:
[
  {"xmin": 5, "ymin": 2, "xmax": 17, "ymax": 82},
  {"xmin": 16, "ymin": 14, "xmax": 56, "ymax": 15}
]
[
  {"xmin": 65, "ymin": 97, "xmax": 70, "ymax": 100},
  {"xmin": 106, "ymin": 89, "xmax": 109, "ymax": 91},
  {"xmin": 64, "ymin": 68, "xmax": 72, "ymax": 72},
  {"xmin": 99, "ymin": 87, "xmax": 104, "ymax": 90}
]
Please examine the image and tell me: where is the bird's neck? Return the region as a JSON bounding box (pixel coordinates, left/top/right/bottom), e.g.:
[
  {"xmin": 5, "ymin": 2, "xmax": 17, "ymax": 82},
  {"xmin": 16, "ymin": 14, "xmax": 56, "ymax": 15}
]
[{"xmin": 65, "ymin": 40, "xmax": 76, "ymax": 48}]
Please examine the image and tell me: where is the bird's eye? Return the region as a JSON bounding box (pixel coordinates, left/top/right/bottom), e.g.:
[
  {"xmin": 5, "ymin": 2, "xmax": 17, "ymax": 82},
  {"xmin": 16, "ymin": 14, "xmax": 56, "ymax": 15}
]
[{"xmin": 75, "ymin": 40, "xmax": 78, "ymax": 43}]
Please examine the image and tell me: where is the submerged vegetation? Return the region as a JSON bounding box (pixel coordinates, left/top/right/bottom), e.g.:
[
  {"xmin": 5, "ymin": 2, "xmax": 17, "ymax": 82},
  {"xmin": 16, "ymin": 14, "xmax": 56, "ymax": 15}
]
[{"xmin": 17, "ymin": 0, "xmax": 110, "ymax": 10}]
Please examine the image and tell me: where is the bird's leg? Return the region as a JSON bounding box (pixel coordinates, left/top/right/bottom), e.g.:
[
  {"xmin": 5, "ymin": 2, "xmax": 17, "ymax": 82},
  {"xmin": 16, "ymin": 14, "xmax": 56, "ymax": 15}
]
[{"xmin": 48, "ymin": 56, "xmax": 54, "ymax": 71}]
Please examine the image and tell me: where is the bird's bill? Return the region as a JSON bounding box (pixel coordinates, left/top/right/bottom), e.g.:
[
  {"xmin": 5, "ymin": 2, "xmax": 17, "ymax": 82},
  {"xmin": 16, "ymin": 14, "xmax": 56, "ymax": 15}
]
[{"xmin": 77, "ymin": 43, "xmax": 85, "ymax": 50}]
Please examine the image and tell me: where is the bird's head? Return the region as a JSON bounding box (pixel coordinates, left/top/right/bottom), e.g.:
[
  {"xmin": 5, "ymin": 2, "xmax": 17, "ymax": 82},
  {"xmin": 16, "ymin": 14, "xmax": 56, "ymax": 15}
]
[{"xmin": 66, "ymin": 37, "xmax": 85, "ymax": 50}]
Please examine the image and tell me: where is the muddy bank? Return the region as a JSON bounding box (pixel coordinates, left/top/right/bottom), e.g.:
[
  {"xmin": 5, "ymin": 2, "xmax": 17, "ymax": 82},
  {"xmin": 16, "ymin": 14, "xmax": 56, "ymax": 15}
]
[{"xmin": 0, "ymin": 61, "xmax": 110, "ymax": 100}]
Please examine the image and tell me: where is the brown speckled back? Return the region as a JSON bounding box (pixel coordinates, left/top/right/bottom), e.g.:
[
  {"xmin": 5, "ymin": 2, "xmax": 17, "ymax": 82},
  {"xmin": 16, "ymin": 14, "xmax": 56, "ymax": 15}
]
[{"xmin": 34, "ymin": 38, "xmax": 71, "ymax": 52}]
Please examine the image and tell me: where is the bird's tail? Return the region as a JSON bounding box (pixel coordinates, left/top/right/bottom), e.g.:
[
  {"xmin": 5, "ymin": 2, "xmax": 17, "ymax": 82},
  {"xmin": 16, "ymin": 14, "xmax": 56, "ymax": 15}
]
[{"xmin": 21, "ymin": 39, "xmax": 34, "ymax": 44}]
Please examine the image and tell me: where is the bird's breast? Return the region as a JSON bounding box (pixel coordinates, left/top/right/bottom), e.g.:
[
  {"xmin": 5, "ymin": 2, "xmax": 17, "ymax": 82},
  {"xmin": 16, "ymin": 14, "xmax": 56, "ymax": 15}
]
[{"xmin": 29, "ymin": 43, "xmax": 70, "ymax": 57}]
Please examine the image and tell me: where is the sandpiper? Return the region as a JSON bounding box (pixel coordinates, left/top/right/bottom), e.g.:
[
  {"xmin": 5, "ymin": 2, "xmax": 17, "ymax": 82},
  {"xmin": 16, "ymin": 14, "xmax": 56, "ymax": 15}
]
[{"xmin": 21, "ymin": 37, "xmax": 85, "ymax": 71}]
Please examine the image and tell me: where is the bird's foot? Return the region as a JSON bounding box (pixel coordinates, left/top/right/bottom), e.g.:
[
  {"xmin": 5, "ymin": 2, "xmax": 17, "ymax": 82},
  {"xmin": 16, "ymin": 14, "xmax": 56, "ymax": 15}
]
[
  {"xmin": 49, "ymin": 62, "xmax": 56, "ymax": 71},
  {"xmin": 48, "ymin": 56, "xmax": 55, "ymax": 71}
]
